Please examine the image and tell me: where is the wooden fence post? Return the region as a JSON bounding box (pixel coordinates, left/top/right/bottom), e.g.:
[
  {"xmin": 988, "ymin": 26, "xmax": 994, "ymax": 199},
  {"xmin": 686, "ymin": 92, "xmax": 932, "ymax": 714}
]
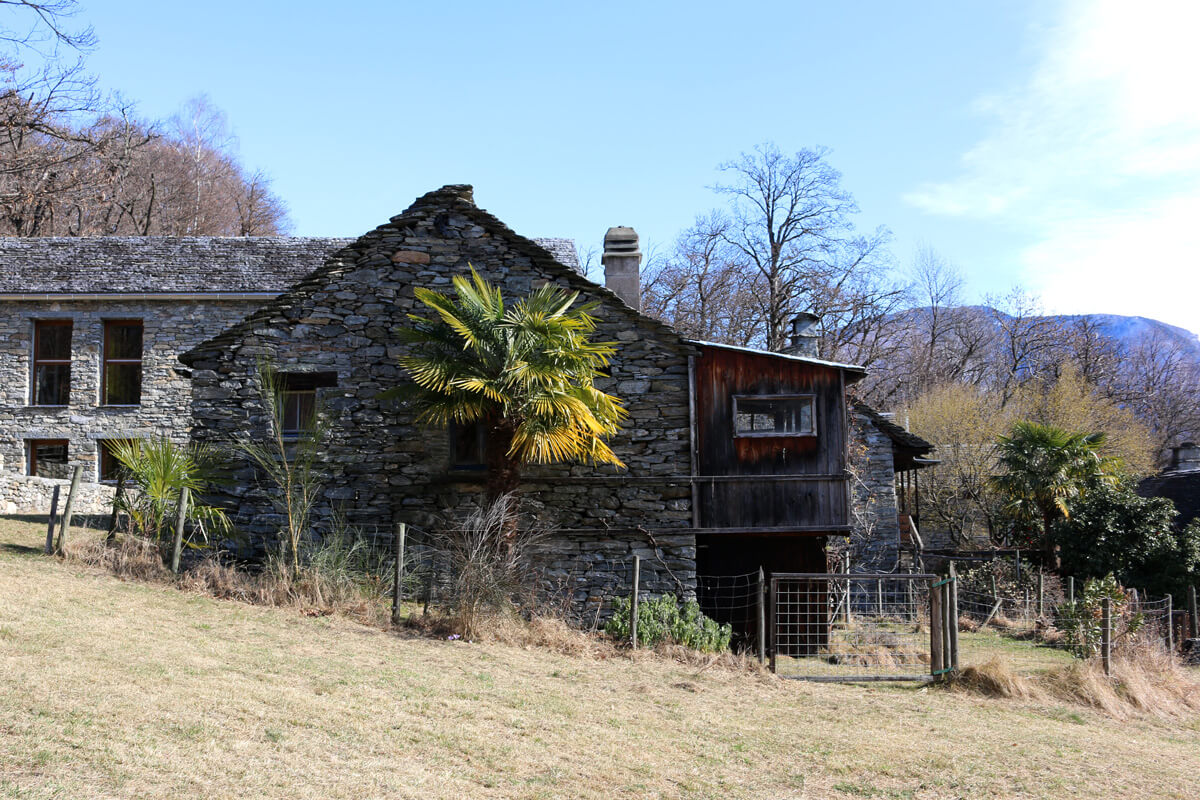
[
  {"xmin": 630, "ymin": 555, "xmax": 640, "ymax": 648},
  {"xmin": 1023, "ymin": 588, "xmax": 1030, "ymax": 622},
  {"xmin": 170, "ymin": 487, "xmax": 189, "ymax": 574},
  {"xmin": 1189, "ymin": 585, "xmax": 1199, "ymax": 640},
  {"xmin": 757, "ymin": 566, "xmax": 766, "ymax": 665},
  {"xmin": 44, "ymin": 485, "xmax": 61, "ymax": 555},
  {"xmin": 1166, "ymin": 594, "xmax": 1174, "ymax": 654},
  {"xmin": 930, "ymin": 577, "xmax": 944, "ymax": 676},
  {"xmin": 392, "ymin": 522, "xmax": 407, "ymax": 625},
  {"xmin": 54, "ymin": 465, "xmax": 83, "ymax": 555},
  {"xmin": 877, "ymin": 579, "xmax": 884, "ymax": 617},
  {"xmin": 1101, "ymin": 597, "xmax": 1112, "ymax": 676},
  {"xmin": 106, "ymin": 477, "xmax": 126, "ymax": 542},
  {"xmin": 948, "ymin": 562, "xmax": 960, "ymax": 672},
  {"xmin": 1037, "ymin": 570, "xmax": 1044, "ymax": 618}
]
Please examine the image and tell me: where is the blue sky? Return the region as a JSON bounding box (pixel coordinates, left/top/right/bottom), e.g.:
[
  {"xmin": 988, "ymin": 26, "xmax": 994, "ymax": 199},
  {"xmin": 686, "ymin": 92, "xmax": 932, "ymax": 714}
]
[{"xmin": 78, "ymin": 0, "xmax": 1198, "ymax": 332}]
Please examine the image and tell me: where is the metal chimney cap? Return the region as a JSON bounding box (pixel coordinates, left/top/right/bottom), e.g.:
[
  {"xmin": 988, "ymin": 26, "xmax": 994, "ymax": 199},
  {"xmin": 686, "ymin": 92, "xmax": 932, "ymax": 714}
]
[{"xmin": 790, "ymin": 312, "xmax": 820, "ymax": 335}]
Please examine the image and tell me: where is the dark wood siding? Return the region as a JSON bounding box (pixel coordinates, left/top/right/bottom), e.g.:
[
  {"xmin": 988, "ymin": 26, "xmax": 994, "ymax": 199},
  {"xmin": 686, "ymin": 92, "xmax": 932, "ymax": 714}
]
[{"xmin": 693, "ymin": 346, "xmax": 850, "ymax": 531}]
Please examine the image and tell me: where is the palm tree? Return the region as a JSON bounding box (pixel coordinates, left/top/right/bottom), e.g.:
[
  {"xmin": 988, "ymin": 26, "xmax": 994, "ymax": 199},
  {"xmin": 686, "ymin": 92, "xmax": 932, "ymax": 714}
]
[
  {"xmin": 991, "ymin": 421, "xmax": 1113, "ymax": 565},
  {"xmin": 392, "ymin": 267, "xmax": 627, "ymax": 503}
]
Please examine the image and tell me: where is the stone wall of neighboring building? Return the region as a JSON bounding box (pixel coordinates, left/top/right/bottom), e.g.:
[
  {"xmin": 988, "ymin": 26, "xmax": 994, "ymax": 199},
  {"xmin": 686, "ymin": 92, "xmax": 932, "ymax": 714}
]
[
  {"xmin": 0, "ymin": 469, "xmax": 116, "ymax": 515},
  {"xmin": 182, "ymin": 186, "xmax": 699, "ymax": 612},
  {"xmin": 849, "ymin": 408, "xmax": 902, "ymax": 571},
  {"xmin": 0, "ymin": 297, "xmax": 273, "ymax": 480}
]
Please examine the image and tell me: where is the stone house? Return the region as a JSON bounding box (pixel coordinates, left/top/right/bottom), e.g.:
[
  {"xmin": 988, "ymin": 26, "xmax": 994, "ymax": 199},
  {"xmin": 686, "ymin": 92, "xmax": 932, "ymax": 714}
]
[
  {"xmin": 179, "ymin": 185, "xmax": 868, "ymax": 619},
  {"xmin": 1139, "ymin": 443, "xmax": 1200, "ymax": 530},
  {"xmin": 0, "ymin": 234, "xmax": 576, "ymax": 513}
]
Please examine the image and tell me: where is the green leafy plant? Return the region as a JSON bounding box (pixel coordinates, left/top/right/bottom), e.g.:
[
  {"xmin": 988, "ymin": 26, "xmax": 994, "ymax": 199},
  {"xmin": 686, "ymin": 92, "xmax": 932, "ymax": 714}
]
[
  {"xmin": 605, "ymin": 595, "xmax": 732, "ymax": 653},
  {"xmin": 389, "ymin": 266, "xmax": 627, "ymax": 503},
  {"xmin": 992, "ymin": 421, "xmax": 1114, "ymax": 561},
  {"xmin": 108, "ymin": 436, "xmax": 230, "ymax": 552},
  {"xmin": 1058, "ymin": 574, "xmax": 1143, "ymax": 659},
  {"xmin": 235, "ymin": 359, "xmax": 331, "ymax": 574}
]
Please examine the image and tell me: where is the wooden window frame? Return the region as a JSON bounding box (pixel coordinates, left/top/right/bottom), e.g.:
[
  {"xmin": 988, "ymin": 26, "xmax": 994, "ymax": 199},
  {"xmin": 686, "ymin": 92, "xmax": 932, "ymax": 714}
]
[
  {"xmin": 731, "ymin": 394, "xmax": 817, "ymax": 438},
  {"xmin": 32, "ymin": 319, "xmax": 72, "ymax": 406},
  {"xmin": 27, "ymin": 439, "xmax": 69, "ymax": 478},
  {"xmin": 277, "ymin": 372, "xmax": 338, "ymax": 438},
  {"xmin": 98, "ymin": 440, "xmax": 123, "ymax": 484},
  {"xmin": 102, "ymin": 319, "xmax": 144, "ymax": 407}
]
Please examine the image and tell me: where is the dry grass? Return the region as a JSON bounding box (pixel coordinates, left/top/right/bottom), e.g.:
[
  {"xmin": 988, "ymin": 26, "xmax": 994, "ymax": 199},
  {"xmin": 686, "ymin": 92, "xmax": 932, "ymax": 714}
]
[
  {"xmin": 62, "ymin": 530, "xmax": 393, "ymax": 628},
  {"xmin": 4, "ymin": 515, "xmax": 1200, "ymax": 799}
]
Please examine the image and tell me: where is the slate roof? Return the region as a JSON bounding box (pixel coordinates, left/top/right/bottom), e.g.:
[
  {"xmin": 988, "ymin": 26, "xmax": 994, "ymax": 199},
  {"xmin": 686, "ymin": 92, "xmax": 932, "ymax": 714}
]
[
  {"xmin": 0, "ymin": 234, "xmax": 581, "ymax": 294},
  {"xmin": 854, "ymin": 401, "xmax": 937, "ymax": 470}
]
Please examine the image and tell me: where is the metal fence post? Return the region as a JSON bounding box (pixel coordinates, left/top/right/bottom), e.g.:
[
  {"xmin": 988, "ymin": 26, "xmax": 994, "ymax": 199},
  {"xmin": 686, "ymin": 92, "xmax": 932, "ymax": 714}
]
[
  {"xmin": 391, "ymin": 522, "xmax": 407, "ymax": 625},
  {"xmin": 948, "ymin": 562, "xmax": 959, "ymax": 672},
  {"xmin": 768, "ymin": 576, "xmax": 777, "ymax": 674},
  {"xmin": 170, "ymin": 486, "xmax": 189, "ymax": 574},
  {"xmin": 630, "ymin": 555, "xmax": 640, "ymax": 648},
  {"xmin": 1101, "ymin": 597, "xmax": 1112, "ymax": 676},
  {"xmin": 877, "ymin": 579, "xmax": 884, "ymax": 616},
  {"xmin": 757, "ymin": 566, "xmax": 766, "ymax": 665},
  {"xmin": 930, "ymin": 577, "xmax": 944, "ymax": 676},
  {"xmin": 1068, "ymin": 576, "xmax": 1075, "ymax": 605}
]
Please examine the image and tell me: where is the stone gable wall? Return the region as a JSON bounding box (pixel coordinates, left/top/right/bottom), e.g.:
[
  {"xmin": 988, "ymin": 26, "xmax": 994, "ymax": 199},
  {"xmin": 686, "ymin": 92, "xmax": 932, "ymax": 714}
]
[
  {"xmin": 185, "ymin": 194, "xmax": 698, "ymax": 612},
  {"xmin": 0, "ymin": 298, "xmax": 269, "ymax": 481},
  {"xmin": 849, "ymin": 410, "xmax": 902, "ymax": 571}
]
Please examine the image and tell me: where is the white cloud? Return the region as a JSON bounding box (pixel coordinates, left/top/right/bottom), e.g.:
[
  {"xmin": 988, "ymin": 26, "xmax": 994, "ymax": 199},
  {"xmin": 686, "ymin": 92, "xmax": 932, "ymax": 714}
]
[{"xmin": 905, "ymin": 0, "xmax": 1200, "ymax": 330}]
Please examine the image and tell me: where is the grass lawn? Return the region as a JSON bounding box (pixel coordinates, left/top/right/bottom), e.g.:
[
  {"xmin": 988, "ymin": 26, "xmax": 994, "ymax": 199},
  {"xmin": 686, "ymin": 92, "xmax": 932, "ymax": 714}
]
[{"xmin": 2, "ymin": 515, "xmax": 1199, "ymax": 799}]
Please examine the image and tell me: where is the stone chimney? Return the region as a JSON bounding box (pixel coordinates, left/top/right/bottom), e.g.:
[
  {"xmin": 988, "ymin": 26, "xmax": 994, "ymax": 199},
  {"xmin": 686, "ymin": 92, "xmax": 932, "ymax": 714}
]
[
  {"xmin": 1170, "ymin": 442, "xmax": 1200, "ymax": 471},
  {"xmin": 602, "ymin": 226, "xmax": 641, "ymax": 310},
  {"xmin": 784, "ymin": 312, "xmax": 821, "ymax": 358}
]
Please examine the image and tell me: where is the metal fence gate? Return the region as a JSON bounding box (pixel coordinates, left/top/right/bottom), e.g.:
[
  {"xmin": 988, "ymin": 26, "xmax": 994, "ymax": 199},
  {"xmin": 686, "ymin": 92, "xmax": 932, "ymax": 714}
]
[{"xmin": 770, "ymin": 572, "xmax": 939, "ymax": 681}]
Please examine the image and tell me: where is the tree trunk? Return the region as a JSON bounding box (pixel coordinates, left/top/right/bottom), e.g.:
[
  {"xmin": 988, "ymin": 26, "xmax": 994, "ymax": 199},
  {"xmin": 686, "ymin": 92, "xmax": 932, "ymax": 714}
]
[
  {"xmin": 484, "ymin": 417, "xmax": 520, "ymax": 542},
  {"xmin": 1042, "ymin": 510, "xmax": 1060, "ymax": 571}
]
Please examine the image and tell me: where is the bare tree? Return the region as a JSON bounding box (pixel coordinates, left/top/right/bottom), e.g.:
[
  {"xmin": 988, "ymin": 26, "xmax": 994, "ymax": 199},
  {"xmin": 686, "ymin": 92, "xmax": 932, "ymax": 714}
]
[
  {"xmin": 712, "ymin": 143, "xmax": 890, "ymax": 352},
  {"xmin": 641, "ymin": 211, "xmax": 761, "ymax": 345}
]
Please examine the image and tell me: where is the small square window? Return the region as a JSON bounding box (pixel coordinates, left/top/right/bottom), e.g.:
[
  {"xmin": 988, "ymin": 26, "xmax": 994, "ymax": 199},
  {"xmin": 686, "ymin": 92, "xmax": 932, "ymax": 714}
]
[
  {"xmin": 27, "ymin": 439, "xmax": 69, "ymax": 479},
  {"xmin": 276, "ymin": 372, "xmax": 338, "ymax": 436},
  {"xmin": 450, "ymin": 420, "xmax": 487, "ymax": 470},
  {"xmin": 733, "ymin": 395, "xmax": 816, "ymax": 437}
]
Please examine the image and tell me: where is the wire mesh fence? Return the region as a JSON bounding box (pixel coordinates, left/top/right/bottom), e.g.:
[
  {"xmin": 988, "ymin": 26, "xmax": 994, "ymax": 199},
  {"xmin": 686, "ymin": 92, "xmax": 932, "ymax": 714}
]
[
  {"xmin": 771, "ymin": 573, "xmax": 935, "ymax": 681},
  {"xmin": 955, "ymin": 583, "xmax": 1178, "ymax": 675}
]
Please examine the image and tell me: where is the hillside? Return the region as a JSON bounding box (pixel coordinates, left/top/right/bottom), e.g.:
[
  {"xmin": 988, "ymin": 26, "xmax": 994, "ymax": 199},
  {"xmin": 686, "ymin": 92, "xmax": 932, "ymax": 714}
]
[{"xmin": 3, "ymin": 516, "xmax": 1200, "ymax": 799}]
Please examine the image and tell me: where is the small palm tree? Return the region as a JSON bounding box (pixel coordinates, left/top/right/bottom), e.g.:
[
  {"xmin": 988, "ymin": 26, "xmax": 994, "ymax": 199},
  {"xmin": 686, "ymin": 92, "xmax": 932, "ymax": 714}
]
[
  {"xmin": 108, "ymin": 437, "xmax": 230, "ymax": 548},
  {"xmin": 392, "ymin": 267, "xmax": 626, "ymax": 503},
  {"xmin": 991, "ymin": 421, "xmax": 1114, "ymax": 564}
]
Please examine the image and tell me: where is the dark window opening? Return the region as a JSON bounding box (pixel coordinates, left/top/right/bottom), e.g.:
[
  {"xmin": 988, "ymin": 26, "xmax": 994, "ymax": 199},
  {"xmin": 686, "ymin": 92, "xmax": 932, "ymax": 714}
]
[
  {"xmin": 733, "ymin": 395, "xmax": 816, "ymax": 437},
  {"xmin": 27, "ymin": 439, "xmax": 69, "ymax": 479},
  {"xmin": 450, "ymin": 420, "xmax": 487, "ymax": 470},
  {"xmin": 33, "ymin": 320, "xmax": 72, "ymax": 405},
  {"xmin": 103, "ymin": 320, "xmax": 143, "ymax": 405},
  {"xmin": 98, "ymin": 440, "xmax": 125, "ymax": 483},
  {"xmin": 277, "ymin": 372, "xmax": 338, "ymax": 437}
]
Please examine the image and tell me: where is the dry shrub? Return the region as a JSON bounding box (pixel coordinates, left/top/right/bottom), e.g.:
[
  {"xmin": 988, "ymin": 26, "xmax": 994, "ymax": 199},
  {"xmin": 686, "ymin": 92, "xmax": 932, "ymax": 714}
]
[
  {"xmin": 951, "ymin": 658, "xmax": 1042, "ymax": 700},
  {"xmin": 485, "ymin": 613, "xmax": 619, "ymax": 658},
  {"xmin": 64, "ymin": 534, "xmax": 170, "ymax": 582},
  {"xmin": 958, "ymin": 615, "xmax": 980, "ymax": 632},
  {"xmin": 953, "ymin": 649, "xmax": 1200, "ymax": 720}
]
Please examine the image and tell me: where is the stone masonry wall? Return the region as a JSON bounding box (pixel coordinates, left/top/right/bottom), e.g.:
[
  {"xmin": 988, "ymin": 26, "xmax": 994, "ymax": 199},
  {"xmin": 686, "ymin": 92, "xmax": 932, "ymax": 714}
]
[
  {"xmin": 183, "ymin": 187, "xmax": 698, "ymax": 614},
  {"xmin": 0, "ymin": 468, "xmax": 116, "ymax": 515},
  {"xmin": 849, "ymin": 409, "xmax": 902, "ymax": 572},
  {"xmin": 0, "ymin": 298, "xmax": 268, "ymax": 482}
]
